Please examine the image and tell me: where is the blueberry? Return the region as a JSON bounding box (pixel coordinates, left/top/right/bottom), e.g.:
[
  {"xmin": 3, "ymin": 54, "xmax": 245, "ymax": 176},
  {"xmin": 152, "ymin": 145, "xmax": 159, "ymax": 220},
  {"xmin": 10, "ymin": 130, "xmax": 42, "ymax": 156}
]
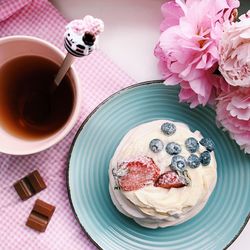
[
  {"xmin": 166, "ymin": 142, "xmax": 181, "ymax": 155},
  {"xmin": 200, "ymin": 151, "xmax": 211, "ymax": 166},
  {"xmin": 149, "ymin": 139, "xmax": 164, "ymax": 153},
  {"xmin": 161, "ymin": 122, "xmax": 176, "ymax": 135},
  {"xmin": 185, "ymin": 137, "xmax": 199, "ymax": 153},
  {"xmin": 199, "ymin": 138, "xmax": 215, "ymax": 152},
  {"xmin": 187, "ymin": 154, "xmax": 200, "ymax": 168},
  {"xmin": 170, "ymin": 155, "xmax": 186, "ymax": 171}
]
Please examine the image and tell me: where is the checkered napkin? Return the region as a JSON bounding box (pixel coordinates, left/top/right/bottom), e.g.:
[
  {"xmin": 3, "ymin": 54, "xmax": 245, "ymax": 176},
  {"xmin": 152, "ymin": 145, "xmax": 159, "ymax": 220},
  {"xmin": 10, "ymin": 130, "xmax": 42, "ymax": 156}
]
[{"xmin": 0, "ymin": 0, "xmax": 135, "ymax": 249}]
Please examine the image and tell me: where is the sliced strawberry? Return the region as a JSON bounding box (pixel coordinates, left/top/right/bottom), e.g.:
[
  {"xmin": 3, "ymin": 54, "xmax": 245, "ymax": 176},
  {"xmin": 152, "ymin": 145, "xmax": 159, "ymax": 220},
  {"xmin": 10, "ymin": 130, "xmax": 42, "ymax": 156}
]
[
  {"xmin": 154, "ymin": 171, "xmax": 186, "ymax": 189},
  {"xmin": 114, "ymin": 156, "xmax": 160, "ymax": 192}
]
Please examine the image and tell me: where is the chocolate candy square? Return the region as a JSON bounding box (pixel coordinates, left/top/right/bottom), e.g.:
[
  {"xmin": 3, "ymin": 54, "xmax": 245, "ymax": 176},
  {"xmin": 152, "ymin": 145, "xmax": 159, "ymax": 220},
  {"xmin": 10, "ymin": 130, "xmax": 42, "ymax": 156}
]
[
  {"xmin": 14, "ymin": 170, "xmax": 46, "ymax": 200},
  {"xmin": 26, "ymin": 199, "xmax": 55, "ymax": 232}
]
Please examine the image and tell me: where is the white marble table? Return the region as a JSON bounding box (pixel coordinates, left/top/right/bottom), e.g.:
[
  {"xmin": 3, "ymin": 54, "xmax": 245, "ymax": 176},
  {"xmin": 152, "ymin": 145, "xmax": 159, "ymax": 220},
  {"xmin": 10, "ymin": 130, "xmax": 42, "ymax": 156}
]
[{"xmin": 50, "ymin": 0, "xmax": 250, "ymax": 249}]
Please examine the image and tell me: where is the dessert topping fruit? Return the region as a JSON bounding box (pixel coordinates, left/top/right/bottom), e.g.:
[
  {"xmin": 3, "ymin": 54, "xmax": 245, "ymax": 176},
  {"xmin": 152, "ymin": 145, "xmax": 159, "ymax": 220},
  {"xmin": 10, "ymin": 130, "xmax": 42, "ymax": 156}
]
[
  {"xmin": 149, "ymin": 139, "xmax": 164, "ymax": 153},
  {"xmin": 161, "ymin": 122, "xmax": 176, "ymax": 135},
  {"xmin": 200, "ymin": 151, "xmax": 211, "ymax": 166},
  {"xmin": 185, "ymin": 137, "xmax": 199, "ymax": 153},
  {"xmin": 113, "ymin": 156, "xmax": 160, "ymax": 191},
  {"xmin": 154, "ymin": 171, "xmax": 186, "ymax": 189},
  {"xmin": 170, "ymin": 155, "xmax": 186, "ymax": 172},
  {"xmin": 187, "ymin": 154, "xmax": 200, "ymax": 168},
  {"xmin": 166, "ymin": 142, "xmax": 182, "ymax": 155},
  {"xmin": 199, "ymin": 138, "xmax": 215, "ymax": 152}
]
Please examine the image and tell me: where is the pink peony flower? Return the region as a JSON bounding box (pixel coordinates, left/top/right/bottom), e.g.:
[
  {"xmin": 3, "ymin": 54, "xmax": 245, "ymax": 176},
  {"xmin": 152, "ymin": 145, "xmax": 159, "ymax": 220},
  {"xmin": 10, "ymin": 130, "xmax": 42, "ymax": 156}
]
[
  {"xmin": 160, "ymin": 1, "xmax": 184, "ymax": 31},
  {"xmin": 155, "ymin": 0, "xmax": 240, "ymax": 107},
  {"xmin": 178, "ymin": 67, "xmax": 231, "ymax": 108},
  {"xmin": 216, "ymin": 87, "xmax": 250, "ymax": 154},
  {"xmin": 219, "ymin": 12, "xmax": 250, "ymax": 88}
]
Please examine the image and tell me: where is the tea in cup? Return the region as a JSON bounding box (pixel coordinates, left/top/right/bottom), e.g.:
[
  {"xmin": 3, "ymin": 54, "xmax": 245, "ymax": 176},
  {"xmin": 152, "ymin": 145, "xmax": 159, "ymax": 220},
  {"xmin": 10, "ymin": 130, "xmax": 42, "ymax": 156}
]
[{"xmin": 0, "ymin": 36, "xmax": 81, "ymax": 155}]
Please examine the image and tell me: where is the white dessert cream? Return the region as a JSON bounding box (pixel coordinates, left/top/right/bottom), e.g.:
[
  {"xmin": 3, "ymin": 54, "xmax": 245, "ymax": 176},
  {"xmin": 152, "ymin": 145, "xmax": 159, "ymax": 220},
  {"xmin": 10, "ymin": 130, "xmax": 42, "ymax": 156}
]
[{"xmin": 109, "ymin": 120, "xmax": 217, "ymax": 228}]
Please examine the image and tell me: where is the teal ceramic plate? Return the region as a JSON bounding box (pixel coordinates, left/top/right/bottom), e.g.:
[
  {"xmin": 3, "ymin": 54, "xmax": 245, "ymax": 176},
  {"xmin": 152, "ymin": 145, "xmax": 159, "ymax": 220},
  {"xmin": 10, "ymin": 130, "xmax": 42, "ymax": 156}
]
[{"xmin": 67, "ymin": 81, "xmax": 250, "ymax": 250}]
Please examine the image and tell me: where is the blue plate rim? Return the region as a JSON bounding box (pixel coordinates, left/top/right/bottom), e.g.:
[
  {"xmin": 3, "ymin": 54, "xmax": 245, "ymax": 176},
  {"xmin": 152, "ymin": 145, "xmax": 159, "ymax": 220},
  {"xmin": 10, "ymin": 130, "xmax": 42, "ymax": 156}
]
[{"xmin": 66, "ymin": 80, "xmax": 250, "ymax": 250}]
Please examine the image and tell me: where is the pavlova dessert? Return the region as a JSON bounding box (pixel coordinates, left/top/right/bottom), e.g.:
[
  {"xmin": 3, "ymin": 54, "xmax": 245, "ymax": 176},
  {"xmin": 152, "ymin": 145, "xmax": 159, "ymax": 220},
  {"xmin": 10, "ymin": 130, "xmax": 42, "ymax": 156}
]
[{"xmin": 109, "ymin": 120, "xmax": 217, "ymax": 228}]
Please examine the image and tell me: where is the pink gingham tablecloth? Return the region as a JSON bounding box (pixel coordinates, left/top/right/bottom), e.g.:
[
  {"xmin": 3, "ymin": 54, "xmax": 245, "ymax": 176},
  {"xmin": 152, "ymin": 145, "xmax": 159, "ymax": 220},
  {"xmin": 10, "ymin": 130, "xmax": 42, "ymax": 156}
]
[{"xmin": 0, "ymin": 0, "xmax": 135, "ymax": 249}]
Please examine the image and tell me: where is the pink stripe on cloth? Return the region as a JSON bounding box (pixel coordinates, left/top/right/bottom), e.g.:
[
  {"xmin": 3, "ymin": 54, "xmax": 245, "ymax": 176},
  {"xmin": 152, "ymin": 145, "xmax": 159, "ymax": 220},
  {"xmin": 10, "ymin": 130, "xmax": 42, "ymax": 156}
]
[{"xmin": 0, "ymin": 0, "xmax": 135, "ymax": 249}]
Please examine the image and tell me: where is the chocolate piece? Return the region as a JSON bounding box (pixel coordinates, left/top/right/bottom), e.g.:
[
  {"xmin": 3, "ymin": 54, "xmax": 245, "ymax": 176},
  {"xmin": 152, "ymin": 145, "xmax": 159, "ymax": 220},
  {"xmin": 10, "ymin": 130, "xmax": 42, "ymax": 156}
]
[
  {"xmin": 14, "ymin": 170, "xmax": 46, "ymax": 200},
  {"xmin": 26, "ymin": 199, "xmax": 55, "ymax": 232},
  {"xmin": 28, "ymin": 170, "xmax": 46, "ymax": 193}
]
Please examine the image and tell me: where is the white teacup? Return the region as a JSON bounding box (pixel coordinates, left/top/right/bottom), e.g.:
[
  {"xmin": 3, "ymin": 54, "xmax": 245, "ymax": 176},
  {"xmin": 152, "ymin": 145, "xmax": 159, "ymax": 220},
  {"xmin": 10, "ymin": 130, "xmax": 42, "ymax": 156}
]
[{"xmin": 0, "ymin": 36, "xmax": 81, "ymax": 155}]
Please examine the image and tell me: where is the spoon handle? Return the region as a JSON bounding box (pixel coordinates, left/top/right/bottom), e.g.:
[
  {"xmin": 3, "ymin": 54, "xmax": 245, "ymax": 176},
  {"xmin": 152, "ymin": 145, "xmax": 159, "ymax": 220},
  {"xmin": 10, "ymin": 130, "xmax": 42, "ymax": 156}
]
[{"xmin": 54, "ymin": 53, "xmax": 75, "ymax": 87}]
